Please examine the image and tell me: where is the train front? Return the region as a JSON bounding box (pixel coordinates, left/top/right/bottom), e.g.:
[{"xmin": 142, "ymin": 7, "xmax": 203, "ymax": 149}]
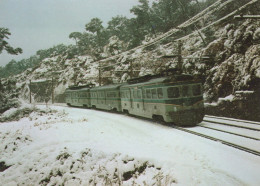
[{"xmin": 164, "ymin": 82, "xmax": 205, "ymax": 126}]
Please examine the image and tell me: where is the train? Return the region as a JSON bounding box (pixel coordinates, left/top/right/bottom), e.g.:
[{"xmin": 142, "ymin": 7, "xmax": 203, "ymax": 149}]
[{"xmin": 64, "ymin": 74, "xmax": 204, "ymax": 126}]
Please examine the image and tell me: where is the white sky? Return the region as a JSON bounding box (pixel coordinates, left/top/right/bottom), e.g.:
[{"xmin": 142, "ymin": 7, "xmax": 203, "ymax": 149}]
[{"xmin": 0, "ymin": 0, "xmax": 144, "ymax": 67}]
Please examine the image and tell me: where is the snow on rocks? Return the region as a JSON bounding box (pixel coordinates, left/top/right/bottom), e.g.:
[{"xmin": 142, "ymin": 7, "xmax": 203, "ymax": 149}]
[
  {"xmin": 253, "ymin": 27, "xmax": 260, "ymax": 40},
  {"xmin": 0, "ymin": 106, "xmax": 176, "ymax": 185}
]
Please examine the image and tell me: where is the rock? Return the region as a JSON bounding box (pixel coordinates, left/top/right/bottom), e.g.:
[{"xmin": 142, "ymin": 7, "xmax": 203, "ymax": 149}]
[{"xmin": 253, "ymin": 28, "xmax": 260, "ymax": 40}]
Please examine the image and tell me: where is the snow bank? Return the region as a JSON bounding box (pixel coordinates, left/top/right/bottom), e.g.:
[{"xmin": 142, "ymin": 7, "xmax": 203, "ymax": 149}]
[{"xmin": 1, "ymin": 105, "xmax": 259, "ymax": 185}]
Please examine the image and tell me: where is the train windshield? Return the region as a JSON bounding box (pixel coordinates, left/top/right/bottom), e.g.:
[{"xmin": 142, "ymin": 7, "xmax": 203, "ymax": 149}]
[
  {"xmin": 182, "ymin": 85, "xmax": 190, "ymax": 97},
  {"xmin": 192, "ymin": 84, "xmax": 202, "ymax": 96}
]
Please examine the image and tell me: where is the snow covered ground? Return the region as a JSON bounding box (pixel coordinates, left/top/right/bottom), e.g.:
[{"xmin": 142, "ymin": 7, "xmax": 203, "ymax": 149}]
[{"xmin": 0, "ymin": 105, "xmax": 260, "ymax": 185}]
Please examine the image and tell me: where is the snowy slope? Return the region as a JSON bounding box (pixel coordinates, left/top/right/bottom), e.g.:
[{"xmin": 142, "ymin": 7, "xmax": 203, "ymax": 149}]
[{"xmin": 0, "ymin": 105, "xmax": 259, "ymax": 185}]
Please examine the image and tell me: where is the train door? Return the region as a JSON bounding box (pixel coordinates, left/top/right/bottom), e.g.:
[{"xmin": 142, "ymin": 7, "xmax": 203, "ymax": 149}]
[
  {"xmin": 104, "ymin": 91, "xmax": 107, "ymax": 105},
  {"xmin": 142, "ymin": 88, "xmax": 146, "ymax": 111},
  {"xmin": 130, "ymin": 88, "xmax": 133, "ymax": 109}
]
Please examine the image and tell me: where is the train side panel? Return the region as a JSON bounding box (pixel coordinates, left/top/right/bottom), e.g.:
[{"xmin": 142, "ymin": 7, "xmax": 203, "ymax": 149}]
[
  {"xmin": 120, "ymin": 78, "xmax": 204, "ymax": 126},
  {"xmin": 90, "ymin": 84, "xmax": 122, "ymax": 112},
  {"xmin": 65, "ymin": 88, "xmax": 91, "ymax": 107}
]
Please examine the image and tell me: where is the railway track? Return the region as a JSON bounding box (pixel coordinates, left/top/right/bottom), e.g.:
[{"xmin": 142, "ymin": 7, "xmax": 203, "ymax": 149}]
[
  {"xmin": 173, "ymin": 126, "xmax": 260, "ymax": 156},
  {"xmin": 198, "ymin": 124, "xmax": 260, "ymax": 141},
  {"xmin": 205, "ymin": 115, "xmax": 260, "ymax": 125},
  {"xmin": 173, "ymin": 115, "xmax": 260, "ymax": 156},
  {"xmin": 203, "ymin": 117, "xmax": 260, "ymax": 131}
]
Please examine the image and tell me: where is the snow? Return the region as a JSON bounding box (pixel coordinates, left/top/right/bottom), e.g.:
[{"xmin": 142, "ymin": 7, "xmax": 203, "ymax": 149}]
[
  {"xmin": 1, "ymin": 105, "xmax": 260, "ymax": 185},
  {"xmin": 201, "ymin": 121, "xmax": 259, "ymax": 140}
]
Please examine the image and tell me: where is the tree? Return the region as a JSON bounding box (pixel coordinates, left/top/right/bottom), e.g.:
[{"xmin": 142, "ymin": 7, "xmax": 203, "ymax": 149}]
[
  {"xmin": 85, "ymin": 18, "xmax": 109, "ymax": 49},
  {"xmin": 130, "ymin": 0, "xmax": 153, "ymax": 35},
  {"xmin": 85, "ymin": 18, "xmax": 104, "ymax": 36},
  {"xmin": 69, "ymin": 32, "xmax": 82, "ymax": 45},
  {"xmin": 107, "ymin": 16, "xmax": 130, "ymax": 42},
  {"xmin": 0, "ymin": 27, "xmax": 22, "ymax": 55}
]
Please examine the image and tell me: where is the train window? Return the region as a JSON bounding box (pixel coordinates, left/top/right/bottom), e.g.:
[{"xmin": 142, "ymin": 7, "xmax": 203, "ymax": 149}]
[
  {"xmin": 137, "ymin": 90, "xmax": 142, "ymax": 99},
  {"xmin": 167, "ymin": 87, "xmax": 180, "ymax": 98},
  {"xmin": 157, "ymin": 88, "xmax": 163, "ymax": 99},
  {"xmin": 107, "ymin": 91, "xmax": 116, "ymax": 98},
  {"xmin": 192, "ymin": 84, "xmax": 201, "ymax": 96},
  {"xmin": 143, "ymin": 90, "xmax": 146, "ymax": 99},
  {"xmin": 146, "ymin": 89, "xmax": 151, "ymax": 99},
  {"xmin": 133, "ymin": 90, "xmax": 137, "ymax": 99},
  {"xmin": 152, "ymin": 89, "xmax": 157, "ymax": 99},
  {"xmin": 182, "ymin": 85, "xmax": 190, "ymax": 97}
]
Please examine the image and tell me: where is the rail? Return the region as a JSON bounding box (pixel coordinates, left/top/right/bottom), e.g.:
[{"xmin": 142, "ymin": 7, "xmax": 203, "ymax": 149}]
[{"xmin": 173, "ymin": 126, "xmax": 260, "ymax": 156}]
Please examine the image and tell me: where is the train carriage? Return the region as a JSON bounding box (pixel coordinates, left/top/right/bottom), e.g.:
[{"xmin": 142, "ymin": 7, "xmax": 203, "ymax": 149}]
[
  {"xmin": 65, "ymin": 85, "xmax": 93, "ymax": 107},
  {"xmin": 120, "ymin": 75, "xmax": 204, "ymax": 126},
  {"xmin": 90, "ymin": 84, "xmax": 122, "ymax": 112}
]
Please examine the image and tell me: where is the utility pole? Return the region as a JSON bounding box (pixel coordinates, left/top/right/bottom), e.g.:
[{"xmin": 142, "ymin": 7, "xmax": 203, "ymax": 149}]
[
  {"xmin": 130, "ymin": 60, "xmax": 133, "ymax": 79},
  {"xmin": 51, "ymin": 77, "xmax": 54, "ymax": 104},
  {"xmin": 29, "ymin": 80, "xmax": 32, "ymax": 104},
  {"xmin": 177, "ymin": 40, "xmax": 183, "ymax": 73},
  {"xmin": 98, "ymin": 62, "xmax": 102, "ymax": 86}
]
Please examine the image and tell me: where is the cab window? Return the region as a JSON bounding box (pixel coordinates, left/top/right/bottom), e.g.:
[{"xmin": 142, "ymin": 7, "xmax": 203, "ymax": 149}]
[
  {"xmin": 182, "ymin": 85, "xmax": 190, "ymax": 97},
  {"xmin": 192, "ymin": 84, "xmax": 201, "ymax": 96}
]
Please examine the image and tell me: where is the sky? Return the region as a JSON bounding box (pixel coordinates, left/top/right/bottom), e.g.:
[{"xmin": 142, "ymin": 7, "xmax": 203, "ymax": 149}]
[{"xmin": 0, "ymin": 0, "xmax": 143, "ymax": 67}]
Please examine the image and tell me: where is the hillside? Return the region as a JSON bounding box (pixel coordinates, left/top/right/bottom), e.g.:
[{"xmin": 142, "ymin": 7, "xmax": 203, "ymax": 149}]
[{"xmin": 1, "ymin": 0, "xmax": 260, "ymax": 120}]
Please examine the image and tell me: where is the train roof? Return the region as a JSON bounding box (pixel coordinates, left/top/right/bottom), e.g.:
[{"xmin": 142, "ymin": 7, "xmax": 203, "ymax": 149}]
[
  {"xmin": 90, "ymin": 83, "xmax": 126, "ymax": 91},
  {"xmin": 64, "ymin": 74, "xmax": 200, "ymax": 93},
  {"xmin": 65, "ymin": 84, "xmax": 95, "ymax": 92},
  {"xmin": 121, "ymin": 74, "xmax": 197, "ymax": 88}
]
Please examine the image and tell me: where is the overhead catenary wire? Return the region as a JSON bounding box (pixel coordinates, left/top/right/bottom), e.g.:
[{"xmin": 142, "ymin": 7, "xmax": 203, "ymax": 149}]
[
  {"xmin": 175, "ymin": 0, "xmax": 259, "ymax": 42},
  {"xmin": 94, "ymin": 0, "xmax": 238, "ymax": 66},
  {"xmin": 148, "ymin": 0, "xmax": 258, "ymax": 56},
  {"xmin": 96, "ymin": 0, "xmax": 258, "ymax": 71}
]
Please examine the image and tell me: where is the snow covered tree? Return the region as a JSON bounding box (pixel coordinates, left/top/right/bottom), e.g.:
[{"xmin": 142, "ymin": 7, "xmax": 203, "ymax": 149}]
[{"xmin": 0, "ymin": 27, "xmax": 22, "ymax": 55}]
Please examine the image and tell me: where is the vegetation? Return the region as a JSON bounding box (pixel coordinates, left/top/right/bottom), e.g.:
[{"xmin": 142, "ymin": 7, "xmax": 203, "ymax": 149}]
[
  {"xmin": 0, "ymin": 0, "xmax": 217, "ymax": 79},
  {"xmin": 68, "ymin": 0, "xmax": 217, "ymax": 55},
  {"xmin": 0, "ymin": 27, "xmax": 22, "ymax": 55}
]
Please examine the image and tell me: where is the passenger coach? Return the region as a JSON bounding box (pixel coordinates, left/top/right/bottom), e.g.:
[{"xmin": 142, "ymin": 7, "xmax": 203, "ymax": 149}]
[
  {"xmin": 90, "ymin": 84, "xmax": 122, "ymax": 111},
  {"xmin": 65, "ymin": 84, "xmax": 93, "ymax": 108},
  {"xmin": 120, "ymin": 74, "xmax": 204, "ymax": 126}
]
